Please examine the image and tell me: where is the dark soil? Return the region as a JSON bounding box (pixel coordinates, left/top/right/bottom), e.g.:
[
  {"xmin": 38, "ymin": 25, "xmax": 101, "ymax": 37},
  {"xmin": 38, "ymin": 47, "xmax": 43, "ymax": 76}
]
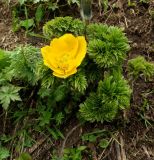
[{"xmin": 0, "ymin": 0, "xmax": 154, "ymax": 160}]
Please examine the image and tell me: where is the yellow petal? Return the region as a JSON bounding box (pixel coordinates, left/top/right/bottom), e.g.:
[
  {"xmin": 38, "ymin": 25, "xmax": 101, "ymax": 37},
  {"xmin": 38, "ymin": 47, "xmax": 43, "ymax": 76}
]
[
  {"xmin": 41, "ymin": 46, "xmax": 57, "ymax": 68},
  {"xmin": 74, "ymin": 36, "xmax": 87, "ymax": 67},
  {"xmin": 53, "ymin": 68, "xmax": 77, "ymax": 78},
  {"xmin": 59, "ymin": 34, "xmax": 77, "ymax": 52},
  {"xmin": 50, "ymin": 34, "xmax": 78, "ymax": 58},
  {"xmin": 41, "ymin": 46, "xmax": 65, "ymax": 74},
  {"xmin": 49, "ymin": 38, "xmax": 67, "ymax": 57}
]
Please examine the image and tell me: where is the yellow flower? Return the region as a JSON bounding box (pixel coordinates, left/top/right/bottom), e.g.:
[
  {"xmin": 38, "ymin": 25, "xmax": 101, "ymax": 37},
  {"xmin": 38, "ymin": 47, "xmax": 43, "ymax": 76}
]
[{"xmin": 41, "ymin": 33, "xmax": 87, "ymax": 78}]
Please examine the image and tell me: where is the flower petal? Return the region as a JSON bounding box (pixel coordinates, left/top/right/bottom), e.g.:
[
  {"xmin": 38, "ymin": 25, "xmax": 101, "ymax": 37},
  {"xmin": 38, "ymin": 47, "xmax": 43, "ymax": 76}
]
[
  {"xmin": 41, "ymin": 46, "xmax": 65, "ymax": 74},
  {"xmin": 50, "ymin": 34, "xmax": 78, "ymax": 57},
  {"xmin": 41, "ymin": 46, "xmax": 57, "ymax": 68},
  {"xmin": 75, "ymin": 36, "xmax": 87, "ymax": 67},
  {"xmin": 53, "ymin": 68, "xmax": 77, "ymax": 78}
]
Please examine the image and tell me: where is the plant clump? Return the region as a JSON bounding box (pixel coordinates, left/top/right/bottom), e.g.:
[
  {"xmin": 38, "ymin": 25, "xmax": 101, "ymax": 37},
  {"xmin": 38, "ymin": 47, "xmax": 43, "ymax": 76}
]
[
  {"xmin": 43, "ymin": 16, "xmax": 85, "ymax": 39},
  {"xmin": 80, "ymin": 73, "xmax": 131, "ymax": 122},
  {"xmin": 87, "ymin": 24, "xmax": 130, "ymax": 68},
  {"xmin": 0, "ymin": 16, "xmax": 132, "ymax": 159},
  {"xmin": 128, "ymin": 56, "xmax": 154, "ymax": 80}
]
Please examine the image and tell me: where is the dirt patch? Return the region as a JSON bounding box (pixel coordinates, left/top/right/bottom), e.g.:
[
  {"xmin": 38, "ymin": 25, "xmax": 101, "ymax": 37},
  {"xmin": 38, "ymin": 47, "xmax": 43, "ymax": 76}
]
[{"xmin": 0, "ymin": 3, "xmax": 27, "ymax": 49}]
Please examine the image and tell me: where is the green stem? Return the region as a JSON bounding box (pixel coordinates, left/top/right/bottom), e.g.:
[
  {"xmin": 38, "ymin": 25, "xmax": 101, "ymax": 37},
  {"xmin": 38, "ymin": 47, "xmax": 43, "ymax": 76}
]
[{"xmin": 3, "ymin": 110, "xmax": 8, "ymax": 133}]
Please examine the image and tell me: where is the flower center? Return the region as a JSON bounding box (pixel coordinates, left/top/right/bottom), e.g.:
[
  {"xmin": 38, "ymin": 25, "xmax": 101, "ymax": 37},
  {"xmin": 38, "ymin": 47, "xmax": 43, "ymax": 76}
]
[{"xmin": 57, "ymin": 53, "xmax": 70, "ymax": 72}]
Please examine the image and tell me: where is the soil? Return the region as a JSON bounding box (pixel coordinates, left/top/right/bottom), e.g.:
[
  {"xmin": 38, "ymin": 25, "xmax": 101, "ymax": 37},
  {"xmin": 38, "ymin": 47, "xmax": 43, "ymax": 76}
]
[{"xmin": 0, "ymin": 0, "xmax": 154, "ymax": 160}]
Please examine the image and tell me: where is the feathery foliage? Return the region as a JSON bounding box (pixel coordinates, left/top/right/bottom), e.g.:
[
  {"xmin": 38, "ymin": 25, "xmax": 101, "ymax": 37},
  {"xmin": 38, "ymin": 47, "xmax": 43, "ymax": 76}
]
[
  {"xmin": 3, "ymin": 45, "xmax": 41, "ymax": 85},
  {"xmin": 128, "ymin": 56, "xmax": 154, "ymax": 79},
  {"xmin": 43, "ymin": 16, "xmax": 85, "ymax": 38},
  {"xmin": 87, "ymin": 24, "xmax": 130, "ymax": 68},
  {"xmin": 68, "ymin": 71, "xmax": 88, "ymax": 93},
  {"xmin": 80, "ymin": 73, "xmax": 131, "ymax": 122}
]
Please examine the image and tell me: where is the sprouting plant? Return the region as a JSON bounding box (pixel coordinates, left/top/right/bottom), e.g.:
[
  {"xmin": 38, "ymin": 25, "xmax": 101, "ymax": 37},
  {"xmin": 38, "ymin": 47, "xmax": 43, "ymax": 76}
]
[
  {"xmin": 12, "ymin": 0, "xmax": 57, "ymax": 33},
  {"xmin": 82, "ymin": 129, "xmax": 112, "ymax": 150},
  {"xmin": 80, "ymin": 73, "xmax": 131, "ymax": 122},
  {"xmin": 82, "ymin": 129, "xmax": 109, "ymax": 143},
  {"xmin": 128, "ymin": 56, "xmax": 154, "ymax": 80},
  {"xmin": 12, "ymin": 0, "xmax": 81, "ymax": 33},
  {"xmin": 127, "ymin": 0, "xmax": 136, "ymax": 7}
]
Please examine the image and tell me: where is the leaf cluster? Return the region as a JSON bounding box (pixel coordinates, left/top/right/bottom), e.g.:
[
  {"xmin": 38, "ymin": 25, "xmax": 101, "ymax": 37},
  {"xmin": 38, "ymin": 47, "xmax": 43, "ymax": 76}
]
[
  {"xmin": 0, "ymin": 44, "xmax": 89, "ymax": 123},
  {"xmin": 80, "ymin": 73, "xmax": 131, "ymax": 122},
  {"xmin": 128, "ymin": 56, "xmax": 154, "ymax": 79},
  {"xmin": 87, "ymin": 24, "xmax": 130, "ymax": 68},
  {"xmin": 4, "ymin": 45, "xmax": 41, "ymax": 85},
  {"xmin": 43, "ymin": 16, "xmax": 85, "ymax": 38}
]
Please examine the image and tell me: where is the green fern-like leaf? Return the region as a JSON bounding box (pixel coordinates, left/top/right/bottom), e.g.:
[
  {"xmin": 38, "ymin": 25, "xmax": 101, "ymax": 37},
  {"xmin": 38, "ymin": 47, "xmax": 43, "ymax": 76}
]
[
  {"xmin": 87, "ymin": 24, "xmax": 130, "ymax": 68},
  {"xmin": 5, "ymin": 45, "xmax": 41, "ymax": 85},
  {"xmin": 87, "ymin": 23, "xmax": 109, "ymax": 41},
  {"xmin": 37, "ymin": 62, "xmax": 55, "ymax": 88},
  {"xmin": 86, "ymin": 62, "xmax": 103, "ymax": 84},
  {"xmin": 80, "ymin": 73, "xmax": 131, "ymax": 122},
  {"xmin": 53, "ymin": 85, "xmax": 68, "ymax": 102},
  {"xmin": 69, "ymin": 71, "xmax": 88, "ymax": 93},
  {"xmin": 43, "ymin": 16, "xmax": 85, "ymax": 38},
  {"xmin": 0, "ymin": 85, "xmax": 21, "ymax": 110}
]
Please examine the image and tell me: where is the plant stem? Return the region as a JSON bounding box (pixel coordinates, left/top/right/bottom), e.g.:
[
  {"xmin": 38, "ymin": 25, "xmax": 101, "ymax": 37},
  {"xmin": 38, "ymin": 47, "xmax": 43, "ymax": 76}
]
[{"xmin": 3, "ymin": 110, "xmax": 8, "ymax": 133}]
